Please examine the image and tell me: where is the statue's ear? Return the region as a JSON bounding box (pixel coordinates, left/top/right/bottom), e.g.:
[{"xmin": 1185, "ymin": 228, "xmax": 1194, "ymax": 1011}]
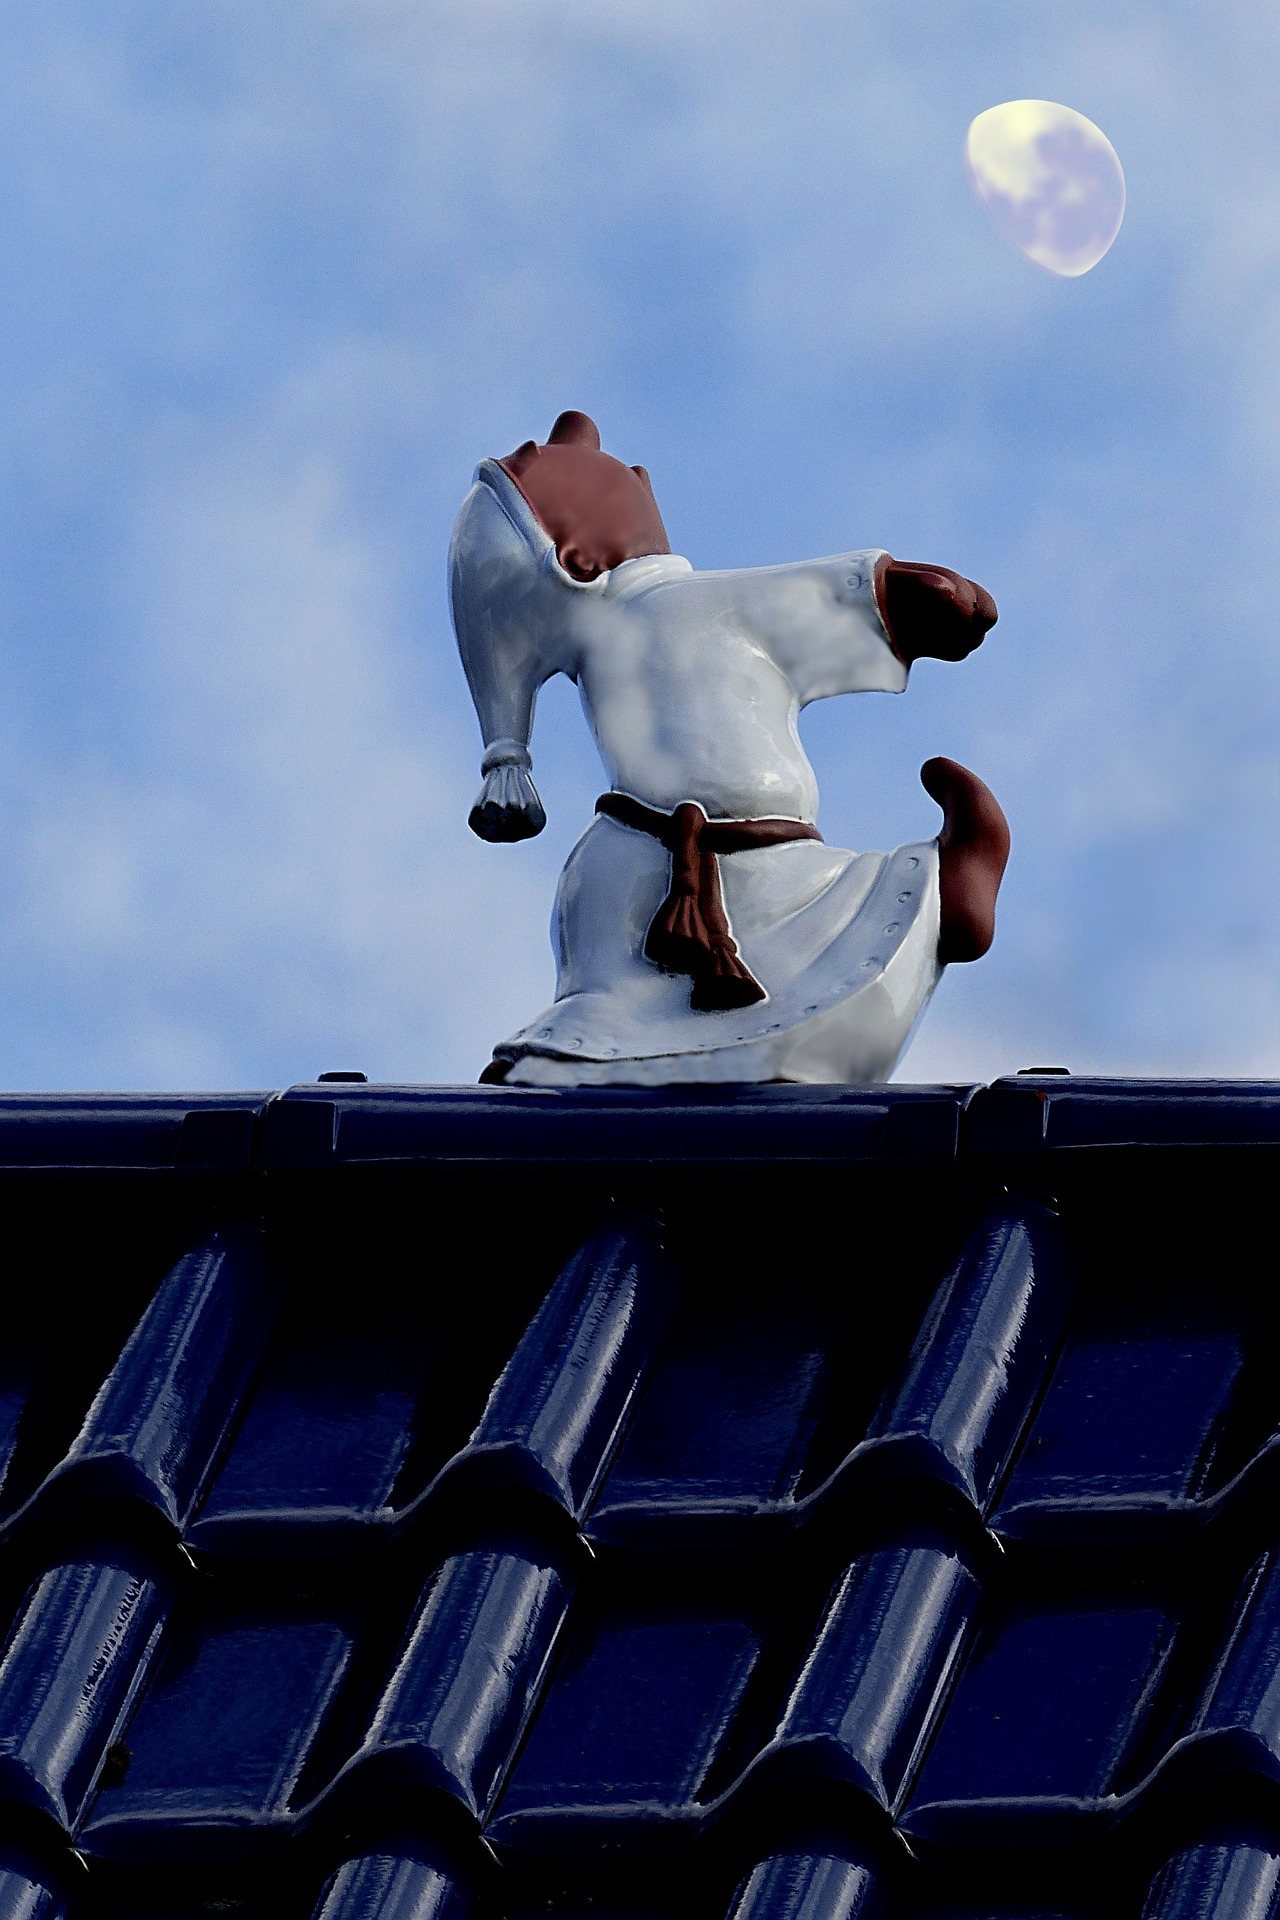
[
  {"xmin": 501, "ymin": 439, "xmax": 539, "ymax": 478},
  {"xmin": 547, "ymin": 410, "xmax": 601, "ymax": 449}
]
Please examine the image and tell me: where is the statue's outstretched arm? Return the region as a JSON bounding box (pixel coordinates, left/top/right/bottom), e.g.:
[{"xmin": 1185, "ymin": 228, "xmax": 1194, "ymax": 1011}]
[
  {"xmin": 729, "ymin": 550, "xmax": 907, "ymax": 704},
  {"xmin": 737, "ymin": 551, "xmax": 997, "ymax": 703}
]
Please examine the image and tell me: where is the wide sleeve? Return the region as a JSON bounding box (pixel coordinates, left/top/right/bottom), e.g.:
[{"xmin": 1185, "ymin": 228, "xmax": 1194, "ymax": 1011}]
[{"xmin": 733, "ymin": 549, "xmax": 908, "ymax": 706}]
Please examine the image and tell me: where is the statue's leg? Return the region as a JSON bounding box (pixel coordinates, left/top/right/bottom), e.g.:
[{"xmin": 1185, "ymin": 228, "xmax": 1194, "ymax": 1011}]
[{"xmin": 920, "ymin": 756, "xmax": 1011, "ymax": 964}]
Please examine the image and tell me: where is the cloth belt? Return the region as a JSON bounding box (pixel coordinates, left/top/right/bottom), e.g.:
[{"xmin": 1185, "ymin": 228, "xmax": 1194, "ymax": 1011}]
[{"xmin": 596, "ymin": 792, "xmax": 822, "ymax": 1011}]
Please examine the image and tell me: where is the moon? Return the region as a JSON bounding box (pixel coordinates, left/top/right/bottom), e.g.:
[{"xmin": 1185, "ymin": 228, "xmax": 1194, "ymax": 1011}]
[{"xmin": 964, "ymin": 100, "xmax": 1126, "ymax": 278}]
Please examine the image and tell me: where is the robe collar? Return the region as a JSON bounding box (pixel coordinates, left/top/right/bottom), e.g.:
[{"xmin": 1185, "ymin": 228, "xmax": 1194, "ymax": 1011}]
[{"xmin": 601, "ymin": 553, "xmax": 694, "ymax": 599}]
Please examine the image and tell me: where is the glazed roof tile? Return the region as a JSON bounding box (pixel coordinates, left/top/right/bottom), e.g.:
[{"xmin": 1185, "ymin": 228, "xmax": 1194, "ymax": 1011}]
[{"xmin": 0, "ymin": 1079, "xmax": 1274, "ymax": 1920}]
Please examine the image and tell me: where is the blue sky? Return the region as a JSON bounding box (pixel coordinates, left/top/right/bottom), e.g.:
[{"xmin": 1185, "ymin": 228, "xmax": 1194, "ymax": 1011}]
[{"xmin": 0, "ymin": 2, "xmax": 1275, "ymax": 1089}]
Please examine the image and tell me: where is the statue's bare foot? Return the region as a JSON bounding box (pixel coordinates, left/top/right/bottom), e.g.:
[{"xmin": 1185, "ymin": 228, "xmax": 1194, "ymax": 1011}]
[{"xmin": 920, "ymin": 756, "xmax": 1011, "ymax": 963}]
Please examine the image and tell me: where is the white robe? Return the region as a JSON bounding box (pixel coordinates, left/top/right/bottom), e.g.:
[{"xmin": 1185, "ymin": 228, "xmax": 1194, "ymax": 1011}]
[{"xmin": 451, "ymin": 463, "xmax": 942, "ymax": 1085}]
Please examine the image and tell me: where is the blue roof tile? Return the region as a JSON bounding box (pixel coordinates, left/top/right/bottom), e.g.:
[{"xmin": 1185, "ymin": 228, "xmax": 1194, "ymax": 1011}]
[
  {"xmin": 1141, "ymin": 1835, "xmax": 1280, "ymax": 1919},
  {"xmin": 762, "ymin": 1541, "xmax": 976, "ymax": 1813},
  {"xmin": 902, "ymin": 1593, "xmax": 1178, "ymax": 1845},
  {"xmin": 40, "ymin": 1229, "xmax": 281, "ymax": 1535},
  {"xmin": 1177, "ymin": 1550, "xmax": 1280, "ymax": 1786},
  {"xmin": 588, "ymin": 1281, "xmax": 844, "ymax": 1538},
  {"xmin": 968, "ymin": 1075, "xmax": 1280, "ymax": 1157},
  {"xmin": 727, "ymin": 1848, "xmax": 881, "ymax": 1920},
  {"xmin": 438, "ymin": 1216, "xmax": 678, "ymax": 1523},
  {"xmin": 491, "ymin": 1600, "xmax": 764, "ymax": 1848},
  {"xmin": 81, "ymin": 1602, "xmax": 356, "ymax": 1860},
  {"xmin": 992, "ymin": 1284, "xmax": 1250, "ymax": 1546},
  {"xmin": 0, "ymin": 1093, "xmax": 269, "ymax": 1174},
  {"xmin": 258, "ymin": 1082, "xmax": 974, "ymax": 1170},
  {"xmin": 856, "ymin": 1202, "xmax": 1069, "ymax": 1517},
  {"xmin": 340, "ymin": 1540, "xmax": 571, "ymax": 1825},
  {"xmin": 312, "ymin": 1847, "xmax": 472, "ymax": 1920},
  {"xmin": 0, "ymin": 1554, "xmax": 169, "ymax": 1832},
  {"xmin": 0, "ymin": 1846, "xmax": 66, "ymax": 1920},
  {"xmin": 0, "ymin": 1078, "xmax": 1272, "ymax": 1920}
]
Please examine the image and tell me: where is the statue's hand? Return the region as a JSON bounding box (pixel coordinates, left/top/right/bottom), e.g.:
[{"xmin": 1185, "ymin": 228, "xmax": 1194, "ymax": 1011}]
[
  {"xmin": 468, "ymin": 744, "xmax": 546, "ymax": 842},
  {"xmin": 877, "ymin": 559, "xmax": 998, "ymax": 665}
]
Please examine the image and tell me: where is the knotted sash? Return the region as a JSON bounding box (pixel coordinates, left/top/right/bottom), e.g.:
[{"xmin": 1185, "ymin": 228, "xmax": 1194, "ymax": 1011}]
[{"xmin": 596, "ymin": 792, "xmax": 823, "ymax": 1011}]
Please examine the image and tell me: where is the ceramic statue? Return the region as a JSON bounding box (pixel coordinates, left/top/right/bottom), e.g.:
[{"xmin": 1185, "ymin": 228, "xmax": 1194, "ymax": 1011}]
[{"xmin": 451, "ymin": 411, "xmax": 1009, "ymax": 1086}]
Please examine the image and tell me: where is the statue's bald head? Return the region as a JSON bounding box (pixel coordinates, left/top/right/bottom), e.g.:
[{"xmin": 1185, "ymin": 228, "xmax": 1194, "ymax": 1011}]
[{"xmin": 499, "ymin": 411, "xmax": 670, "ymax": 581}]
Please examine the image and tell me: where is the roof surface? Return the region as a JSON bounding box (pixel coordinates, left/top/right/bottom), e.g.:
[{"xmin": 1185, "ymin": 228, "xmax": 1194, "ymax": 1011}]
[{"xmin": 0, "ymin": 1076, "xmax": 1276, "ymax": 1920}]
